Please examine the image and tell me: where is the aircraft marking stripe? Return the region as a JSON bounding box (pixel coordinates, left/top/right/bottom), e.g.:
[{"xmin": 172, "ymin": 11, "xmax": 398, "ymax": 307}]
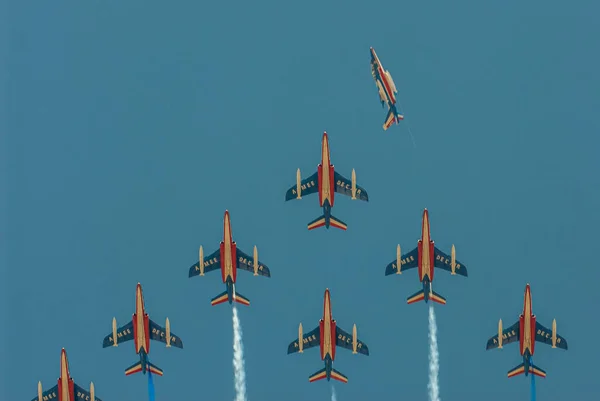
[
  {"xmin": 308, "ymin": 371, "xmax": 327, "ymax": 382},
  {"xmin": 330, "ymin": 371, "xmax": 348, "ymax": 383},
  {"xmin": 211, "ymin": 294, "xmax": 229, "ymax": 306},
  {"xmin": 407, "ymin": 293, "xmax": 425, "ymax": 304},
  {"xmin": 308, "ymin": 219, "xmax": 326, "ymax": 230}
]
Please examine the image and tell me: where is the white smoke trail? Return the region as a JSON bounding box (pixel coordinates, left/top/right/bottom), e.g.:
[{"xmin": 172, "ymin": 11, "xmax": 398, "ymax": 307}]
[
  {"xmin": 427, "ymin": 305, "xmax": 441, "ymax": 401},
  {"xmin": 331, "ymin": 385, "xmax": 337, "ymax": 401},
  {"xmin": 232, "ymin": 306, "xmax": 247, "ymax": 401}
]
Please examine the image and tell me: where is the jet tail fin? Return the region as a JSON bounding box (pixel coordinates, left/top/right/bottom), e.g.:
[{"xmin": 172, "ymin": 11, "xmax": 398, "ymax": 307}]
[
  {"xmin": 232, "ymin": 290, "xmax": 250, "ymax": 306},
  {"xmin": 307, "ymin": 214, "xmax": 348, "ymax": 231},
  {"xmin": 210, "ymin": 290, "xmax": 230, "ymax": 306},
  {"xmin": 507, "ymin": 362, "xmax": 547, "ymax": 378},
  {"xmin": 308, "ymin": 367, "xmax": 328, "ymax": 382},
  {"xmin": 124, "ymin": 361, "xmax": 163, "ymax": 376},
  {"xmin": 210, "ymin": 289, "xmax": 250, "ymax": 306},
  {"xmin": 406, "ymin": 288, "xmax": 447, "ymax": 305},
  {"xmin": 383, "ymin": 107, "xmax": 404, "ymax": 130},
  {"xmin": 430, "ymin": 290, "xmax": 447, "ymax": 305},
  {"xmin": 330, "ymin": 368, "xmax": 349, "ymax": 383}
]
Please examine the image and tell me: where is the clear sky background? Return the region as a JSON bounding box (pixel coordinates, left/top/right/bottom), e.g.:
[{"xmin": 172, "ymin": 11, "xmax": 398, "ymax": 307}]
[{"xmin": 4, "ymin": 1, "xmax": 600, "ymax": 400}]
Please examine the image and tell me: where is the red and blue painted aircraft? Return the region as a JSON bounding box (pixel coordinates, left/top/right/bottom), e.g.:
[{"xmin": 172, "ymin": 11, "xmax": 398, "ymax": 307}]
[
  {"xmin": 102, "ymin": 283, "xmax": 183, "ymax": 376},
  {"xmin": 287, "ymin": 289, "xmax": 369, "ymax": 383},
  {"xmin": 370, "ymin": 47, "xmax": 404, "ymax": 130},
  {"xmin": 285, "ymin": 132, "xmax": 369, "ymax": 231},
  {"xmin": 188, "ymin": 210, "xmax": 271, "ymax": 306},
  {"xmin": 485, "ymin": 283, "xmax": 568, "ymax": 378},
  {"xmin": 31, "ymin": 348, "xmax": 101, "ymax": 401},
  {"xmin": 384, "ymin": 208, "xmax": 468, "ymax": 304}
]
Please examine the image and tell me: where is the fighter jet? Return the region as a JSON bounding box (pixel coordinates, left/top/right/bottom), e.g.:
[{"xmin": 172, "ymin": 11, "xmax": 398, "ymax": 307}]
[
  {"xmin": 188, "ymin": 210, "xmax": 271, "ymax": 306},
  {"xmin": 485, "ymin": 283, "xmax": 568, "ymax": 378},
  {"xmin": 31, "ymin": 348, "xmax": 101, "ymax": 401},
  {"xmin": 370, "ymin": 47, "xmax": 404, "ymax": 130},
  {"xmin": 102, "ymin": 282, "xmax": 183, "ymax": 376},
  {"xmin": 384, "ymin": 208, "xmax": 468, "ymax": 304},
  {"xmin": 287, "ymin": 289, "xmax": 369, "ymax": 383},
  {"xmin": 285, "ymin": 132, "xmax": 369, "ymax": 231}
]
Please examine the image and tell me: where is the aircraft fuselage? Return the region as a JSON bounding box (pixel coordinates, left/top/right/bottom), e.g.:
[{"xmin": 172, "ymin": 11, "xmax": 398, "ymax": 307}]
[
  {"xmin": 370, "ymin": 48, "xmax": 396, "ymax": 106},
  {"xmin": 133, "ymin": 284, "xmax": 150, "ymax": 355},
  {"xmin": 318, "ymin": 133, "xmax": 335, "ymax": 209},
  {"xmin": 219, "ymin": 211, "xmax": 237, "ymax": 284},
  {"xmin": 519, "ymin": 285, "xmax": 537, "ymax": 358},
  {"xmin": 417, "ymin": 209, "xmax": 435, "ymax": 285},
  {"xmin": 58, "ymin": 349, "xmax": 75, "ymax": 401},
  {"xmin": 319, "ymin": 289, "xmax": 337, "ymax": 362}
]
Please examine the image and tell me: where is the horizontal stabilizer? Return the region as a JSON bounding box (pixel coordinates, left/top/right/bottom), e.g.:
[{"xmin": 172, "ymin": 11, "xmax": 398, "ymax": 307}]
[
  {"xmin": 430, "ymin": 290, "xmax": 446, "ymax": 305},
  {"xmin": 124, "ymin": 361, "xmax": 142, "ymax": 376},
  {"xmin": 147, "ymin": 361, "xmax": 164, "ymax": 376},
  {"xmin": 331, "ymin": 368, "xmax": 349, "ymax": 383},
  {"xmin": 124, "ymin": 360, "xmax": 164, "ymax": 376},
  {"xmin": 211, "ymin": 290, "xmax": 230, "ymax": 306},
  {"xmin": 407, "ymin": 289, "xmax": 425, "ymax": 304},
  {"xmin": 308, "ymin": 367, "xmax": 327, "ymax": 382},
  {"xmin": 233, "ymin": 291, "xmax": 250, "ymax": 306},
  {"xmin": 307, "ymin": 214, "xmax": 348, "ymax": 231},
  {"xmin": 507, "ymin": 362, "xmax": 547, "ymax": 378}
]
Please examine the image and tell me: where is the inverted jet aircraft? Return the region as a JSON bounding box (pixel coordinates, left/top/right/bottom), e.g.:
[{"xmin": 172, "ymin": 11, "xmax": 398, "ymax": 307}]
[
  {"xmin": 188, "ymin": 210, "xmax": 271, "ymax": 306},
  {"xmin": 384, "ymin": 208, "xmax": 468, "ymax": 304},
  {"xmin": 370, "ymin": 47, "xmax": 404, "ymax": 130},
  {"xmin": 285, "ymin": 132, "xmax": 369, "ymax": 231},
  {"xmin": 287, "ymin": 288, "xmax": 369, "ymax": 383},
  {"xmin": 485, "ymin": 283, "xmax": 568, "ymax": 378},
  {"xmin": 102, "ymin": 282, "xmax": 183, "ymax": 376},
  {"xmin": 31, "ymin": 348, "xmax": 101, "ymax": 401}
]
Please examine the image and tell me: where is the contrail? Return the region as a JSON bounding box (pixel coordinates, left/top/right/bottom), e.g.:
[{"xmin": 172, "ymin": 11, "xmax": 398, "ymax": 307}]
[
  {"xmin": 331, "ymin": 384, "xmax": 337, "ymax": 401},
  {"xmin": 232, "ymin": 306, "xmax": 248, "ymax": 401},
  {"xmin": 427, "ymin": 305, "xmax": 441, "ymax": 401},
  {"xmin": 147, "ymin": 369, "xmax": 155, "ymax": 401},
  {"xmin": 530, "ymin": 358, "xmax": 536, "ymax": 401}
]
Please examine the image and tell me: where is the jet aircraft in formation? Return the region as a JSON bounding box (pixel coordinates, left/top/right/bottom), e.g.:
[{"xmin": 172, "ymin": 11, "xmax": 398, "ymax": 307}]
[
  {"xmin": 27, "ymin": 47, "xmax": 571, "ymax": 398},
  {"xmin": 30, "ymin": 348, "xmax": 101, "ymax": 401},
  {"xmin": 385, "ymin": 208, "xmax": 468, "ymax": 304},
  {"xmin": 287, "ymin": 289, "xmax": 369, "ymax": 383},
  {"xmin": 285, "ymin": 132, "xmax": 369, "ymax": 231},
  {"xmin": 102, "ymin": 283, "xmax": 183, "ymax": 376},
  {"xmin": 485, "ymin": 284, "xmax": 568, "ymax": 378},
  {"xmin": 370, "ymin": 47, "xmax": 404, "ymax": 130},
  {"xmin": 188, "ymin": 210, "xmax": 271, "ymax": 306}
]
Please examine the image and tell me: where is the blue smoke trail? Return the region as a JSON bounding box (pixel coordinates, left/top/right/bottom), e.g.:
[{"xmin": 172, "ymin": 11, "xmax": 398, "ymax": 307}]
[
  {"xmin": 529, "ymin": 357, "xmax": 536, "ymax": 401},
  {"xmin": 148, "ymin": 370, "xmax": 156, "ymax": 401}
]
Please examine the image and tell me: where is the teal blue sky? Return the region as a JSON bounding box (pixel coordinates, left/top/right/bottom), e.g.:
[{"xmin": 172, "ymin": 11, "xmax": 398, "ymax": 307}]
[{"xmin": 4, "ymin": 1, "xmax": 600, "ymax": 400}]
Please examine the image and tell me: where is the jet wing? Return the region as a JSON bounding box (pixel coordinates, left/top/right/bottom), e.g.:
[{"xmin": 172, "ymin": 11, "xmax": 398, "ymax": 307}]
[
  {"xmin": 149, "ymin": 319, "xmax": 184, "ymax": 348},
  {"xmin": 486, "ymin": 320, "xmax": 520, "ymax": 350},
  {"xmin": 285, "ymin": 172, "xmax": 319, "ymax": 201},
  {"xmin": 74, "ymin": 382, "xmax": 103, "ymax": 401},
  {"xmin": 236, "ymin": 247, "xmax": 271, "ymax": 277},
  {"xmin": 30, "ymin": 385, "xmax": 58, "ymax": 401},
  {"xmin": 287, "ymin": 325, "xmax": 320, "ymax": 354},
  {"xmin": 333, "ymin": 171, "xmax": 369, "ymax": 201},
  {"xmin": 102, "ymin": 320, "xmax": 134, "ymax": 347},
  {"xmin": 188, "ymin": 248, "xmax": 221, "ymax": 278},
  {"xmin": 433, "ymin": 247, "xmax": 468, "ymax": 277},
  {"xmin": 385, "ymin": 246, "xmax": 418, "ymax": 275},
  {"xmin": 535, "ymin": 321, "xmax": 568, "ymax": 350},
  {"xmin": 335, "ymin": 325, "xmax": 369, "ymax": 356}
]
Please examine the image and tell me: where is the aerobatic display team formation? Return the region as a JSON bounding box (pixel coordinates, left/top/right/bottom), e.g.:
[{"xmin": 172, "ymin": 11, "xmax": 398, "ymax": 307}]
[{"xmin": 29, "ymin": 47, "xmax": 568, "ymax": 401}]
